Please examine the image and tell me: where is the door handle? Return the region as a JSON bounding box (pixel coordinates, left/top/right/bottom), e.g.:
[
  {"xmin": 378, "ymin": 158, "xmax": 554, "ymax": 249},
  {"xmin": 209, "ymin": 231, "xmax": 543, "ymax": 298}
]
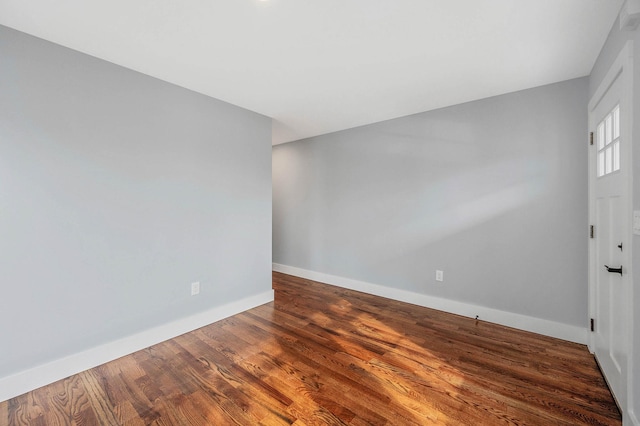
[{"xmin": 604, "ymin": 265, "xmax": 623, "ymax": 276}]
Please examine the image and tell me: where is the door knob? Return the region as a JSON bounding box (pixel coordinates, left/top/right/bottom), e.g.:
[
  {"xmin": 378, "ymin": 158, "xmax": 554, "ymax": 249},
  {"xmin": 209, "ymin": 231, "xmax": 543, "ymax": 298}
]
[{"xmin": 604, "ymin": 265, "xmax": 623, "ymax": 276}]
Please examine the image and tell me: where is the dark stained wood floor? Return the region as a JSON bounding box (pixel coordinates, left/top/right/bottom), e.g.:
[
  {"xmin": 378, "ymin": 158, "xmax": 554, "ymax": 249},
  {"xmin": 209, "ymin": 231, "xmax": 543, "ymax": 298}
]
[{"xmin": 1, "ymin": 272, "xmax": 621, "ymax": 425}]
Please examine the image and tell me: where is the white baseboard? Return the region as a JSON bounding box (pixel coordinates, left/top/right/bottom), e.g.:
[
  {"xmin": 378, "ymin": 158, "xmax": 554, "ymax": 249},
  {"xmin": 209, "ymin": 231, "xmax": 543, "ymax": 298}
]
[
  {"xmin": 273, "ymin": 263, "xmax": 587, "ymax": 345},
  {"xmin": 629, "ymin": 409, "xmax": 640, "ymax": 426},
  {"xmin": 0, "ymin": 290, "xmax": 274, "ymax": 403}
]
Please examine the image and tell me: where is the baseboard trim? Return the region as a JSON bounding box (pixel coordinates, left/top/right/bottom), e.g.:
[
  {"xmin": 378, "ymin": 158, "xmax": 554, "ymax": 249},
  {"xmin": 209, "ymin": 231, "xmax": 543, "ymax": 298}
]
[
  {"xmin": 273, "ymin": 263, "xmax": 587, "ymax": 345},
  {"xmin": 0, "ymin": 290, "xmax": 274, "ymax": 403}
]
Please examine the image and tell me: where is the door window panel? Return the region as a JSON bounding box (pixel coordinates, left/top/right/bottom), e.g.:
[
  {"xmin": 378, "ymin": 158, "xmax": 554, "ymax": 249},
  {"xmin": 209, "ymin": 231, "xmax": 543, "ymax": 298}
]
[{"xmin": 597, "ymin": 105, "xmax": 620, "ymax": 177}]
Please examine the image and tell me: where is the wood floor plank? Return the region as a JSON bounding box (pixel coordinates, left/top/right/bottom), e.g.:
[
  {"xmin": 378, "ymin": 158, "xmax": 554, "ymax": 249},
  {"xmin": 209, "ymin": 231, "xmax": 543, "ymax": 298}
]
[
  {"xmin": 0, "ymin": 402, "xmax": 7, "ymax": 426},
  {"xmin": 77, "ymin": 369, "xmax": 120, "ymax": 426},
  {"xmin": 1, "ymin": 272, "xmax": 621, "ymax": 425}
]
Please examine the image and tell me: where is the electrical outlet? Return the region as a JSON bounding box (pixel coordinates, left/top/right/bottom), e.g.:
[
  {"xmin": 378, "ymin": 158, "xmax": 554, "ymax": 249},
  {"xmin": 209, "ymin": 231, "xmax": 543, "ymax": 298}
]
[
  {"xmin": 191, "ymin": 281, "xmax": 200, "ymax": 296},
  {"xmin": 435, "ymin": 270, "xmax": 444, "ymax": 282}
]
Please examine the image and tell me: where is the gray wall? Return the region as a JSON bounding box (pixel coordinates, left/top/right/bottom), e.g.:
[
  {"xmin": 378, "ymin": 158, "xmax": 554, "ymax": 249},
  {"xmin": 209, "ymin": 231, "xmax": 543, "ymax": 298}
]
[
  {"xmin": 0, "ymin": 25, "xmax": 272, "ymax": 378},
  {"xmin": 273, "ymin": 78, "xmax": 588, "ymax": 328},
  {"xmin": 589, "ymin": 15, "xmax": 640, "ymax": 423}
]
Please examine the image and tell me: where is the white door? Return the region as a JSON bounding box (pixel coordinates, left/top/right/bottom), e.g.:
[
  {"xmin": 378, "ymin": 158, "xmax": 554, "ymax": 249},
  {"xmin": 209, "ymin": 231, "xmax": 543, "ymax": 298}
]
[{"xmin": 588, "ymin": 42, "xmax": 633, "ymax": 411}]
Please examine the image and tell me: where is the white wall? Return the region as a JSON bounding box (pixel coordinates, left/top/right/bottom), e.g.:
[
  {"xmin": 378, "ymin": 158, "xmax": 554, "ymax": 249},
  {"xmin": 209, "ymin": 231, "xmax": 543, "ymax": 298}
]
[
  {"xmin": 273, "ymin": 78, "xmax": 588, "ymax": 334},
  {"xmin": 589, "ymin": 12, "xmax": 640, "ymax": 426},
  {"xmin": 0, "ymin": 25, "xmax": 272, "ymax": 396}
]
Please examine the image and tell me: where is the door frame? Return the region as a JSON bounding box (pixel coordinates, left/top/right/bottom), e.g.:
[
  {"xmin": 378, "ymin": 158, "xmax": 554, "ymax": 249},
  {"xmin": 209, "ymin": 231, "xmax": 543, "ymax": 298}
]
[{"xmin": 587, "ymin": 40, "xmax": 634, "ymax": 417}]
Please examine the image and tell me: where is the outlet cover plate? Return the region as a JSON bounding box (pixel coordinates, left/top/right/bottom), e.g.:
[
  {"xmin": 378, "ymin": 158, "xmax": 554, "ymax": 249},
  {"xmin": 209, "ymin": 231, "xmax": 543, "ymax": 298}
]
[{"xmin": 191, "ymin": 281, "xmax": 200, "ymax": 296}]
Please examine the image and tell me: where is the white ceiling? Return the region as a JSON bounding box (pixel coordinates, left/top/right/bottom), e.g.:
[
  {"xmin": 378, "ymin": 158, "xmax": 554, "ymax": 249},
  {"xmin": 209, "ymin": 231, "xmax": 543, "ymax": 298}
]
[{"xmin": 0, "ymin": 0, "xmax": 623, "ymax": 145}]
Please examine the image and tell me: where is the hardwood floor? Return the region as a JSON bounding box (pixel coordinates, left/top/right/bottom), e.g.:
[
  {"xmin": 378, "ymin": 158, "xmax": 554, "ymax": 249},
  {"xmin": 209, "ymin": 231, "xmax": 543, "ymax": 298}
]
[{"xmin": 1, "ymin": 272, "xmax": 620, "ymax": 425}]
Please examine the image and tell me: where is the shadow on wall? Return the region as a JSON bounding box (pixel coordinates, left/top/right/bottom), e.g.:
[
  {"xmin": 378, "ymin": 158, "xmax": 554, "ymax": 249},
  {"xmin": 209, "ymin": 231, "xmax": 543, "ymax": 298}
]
[
  {"xmin": 272, "ymin": 131, "xmax": 549, "ymax": 271},
  {"xmin": 350, "ymin": 157, "xmax": 546, "ymax": 258}
]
